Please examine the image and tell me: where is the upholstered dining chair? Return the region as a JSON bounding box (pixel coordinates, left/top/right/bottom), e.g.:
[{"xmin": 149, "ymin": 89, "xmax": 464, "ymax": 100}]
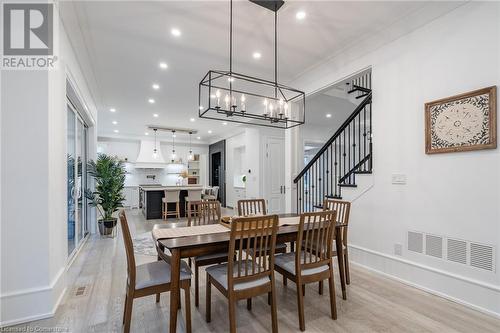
[
  {"xmin": 274, "ymin": 210, "xmax": 337, "ymax": 331},
  {"xmin": 118, "ymin": 211, "xmax": 192, "ymax": 333},
  {"xmin": 237, "ymin": 199, "xmax": 287, "ymax": 255},
  {"xmin": 205, "ymin": 214, "xmax": 279, "ymax": 333},
  {"xmin": 187, "ymin": 200, "xmax": 229, "ymax": 307}
]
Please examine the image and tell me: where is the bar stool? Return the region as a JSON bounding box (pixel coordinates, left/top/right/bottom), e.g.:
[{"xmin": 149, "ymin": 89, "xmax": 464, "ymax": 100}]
[
  {"xmin": 185, "ymin": 189, "xmax": 202, "ymax": 216},
  {"xmin": 162, "ymin": 190, "xmax": 180, "ymax": 220}
]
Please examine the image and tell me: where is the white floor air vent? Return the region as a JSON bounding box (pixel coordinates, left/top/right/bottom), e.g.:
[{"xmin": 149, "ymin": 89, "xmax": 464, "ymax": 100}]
[
  {"xmin": 447, "ymin": 238, "xmax": 467, "ymax": 264},
  {"xmin": 425, "ymin": 234, "xmax": 443, "ymax": 258},
  {"xmin": 470, "ymin": 243, "xmax": 494, "ymax": 272},
  {"xmin": 407, "ymin": 231, "xmax": 423, "ymax": 253},
  {"xmin": 407, "ymin": 231, "xmax": 495, "ymax": 272}
]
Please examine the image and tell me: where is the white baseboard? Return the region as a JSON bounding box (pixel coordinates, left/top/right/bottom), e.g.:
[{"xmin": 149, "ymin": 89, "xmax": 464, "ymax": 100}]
[
  {"xmin": 0, "ymin": 267, "xmax": 66, "ymax": 327},
  {"xmin": 349, "ymin": 244, "xmax": 500, "ymax": 319}
]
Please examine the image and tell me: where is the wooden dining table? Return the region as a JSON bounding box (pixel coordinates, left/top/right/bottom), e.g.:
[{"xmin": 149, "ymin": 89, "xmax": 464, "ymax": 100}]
[{"xmin": 154, "ymin": 213, "xmax": 348, "ymax": 333}]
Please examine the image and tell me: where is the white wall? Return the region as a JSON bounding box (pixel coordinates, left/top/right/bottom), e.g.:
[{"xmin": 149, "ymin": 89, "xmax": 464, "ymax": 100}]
[
  {"xmin": 292, "ymin": 2, "xmax": 500, "ymax": 317},
  {"xmin": 0, "ymin": 3, "xmax": 98, "ymax": 326}
]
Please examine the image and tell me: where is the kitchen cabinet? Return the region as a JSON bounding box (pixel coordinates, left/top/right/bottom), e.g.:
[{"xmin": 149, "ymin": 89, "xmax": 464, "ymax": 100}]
[
  {"xmin": 234, "ymin": 187, "xmax": 246, "ymax": 201},
  {"xmin": 123, "ymin": 186, "xmax": 139, "ymax": 208}
]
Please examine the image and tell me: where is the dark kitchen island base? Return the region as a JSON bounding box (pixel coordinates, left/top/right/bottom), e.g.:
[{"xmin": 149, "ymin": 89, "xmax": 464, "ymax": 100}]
[{"xmin": 141, "ymin": 187, "xmax": 200, "ymax": 220}]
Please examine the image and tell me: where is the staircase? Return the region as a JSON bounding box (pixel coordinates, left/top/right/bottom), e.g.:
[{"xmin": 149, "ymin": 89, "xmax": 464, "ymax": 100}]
[{"xmin": 294, "ymin": 72, "xmax": 372, "ymax": 213}]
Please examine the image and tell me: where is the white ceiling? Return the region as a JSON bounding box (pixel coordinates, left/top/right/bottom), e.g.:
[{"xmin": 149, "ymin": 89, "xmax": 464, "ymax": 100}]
[{"xmin": 60, "ymin": 0, "xmax": 464, "ymax": 143}]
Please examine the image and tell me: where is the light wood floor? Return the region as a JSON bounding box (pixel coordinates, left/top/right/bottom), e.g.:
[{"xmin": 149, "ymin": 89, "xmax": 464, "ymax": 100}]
[{"xmin": 11, "ymin": 209, "xmax": 500, "ymax": 332}]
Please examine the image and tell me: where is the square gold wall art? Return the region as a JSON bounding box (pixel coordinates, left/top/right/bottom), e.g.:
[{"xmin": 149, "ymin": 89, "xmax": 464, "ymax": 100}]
[{"xmin": 425, "ymin": 86, "xmax": 497, "ymax": 154}]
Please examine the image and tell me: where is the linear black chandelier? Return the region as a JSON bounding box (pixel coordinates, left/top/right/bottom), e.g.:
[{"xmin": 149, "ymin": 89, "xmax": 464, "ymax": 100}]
[{"xmin": 198, "ymin": 0, "xmax": 305, "ymax": 129}]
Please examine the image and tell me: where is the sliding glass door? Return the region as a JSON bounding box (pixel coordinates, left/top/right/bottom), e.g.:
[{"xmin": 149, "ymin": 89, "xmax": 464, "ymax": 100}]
[{"xmin": 67, "ymin": 102, "xmax": 89, "ymax": 257}]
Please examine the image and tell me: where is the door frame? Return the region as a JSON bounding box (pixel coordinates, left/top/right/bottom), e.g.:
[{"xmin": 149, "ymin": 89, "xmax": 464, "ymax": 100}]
[
  {"xmin": 67, "ymin": 99, "xmax": 90, "ymax": 261},
  {"xmin": 209, "ymin": 140, "xmax": 226, "ymax": 206}
]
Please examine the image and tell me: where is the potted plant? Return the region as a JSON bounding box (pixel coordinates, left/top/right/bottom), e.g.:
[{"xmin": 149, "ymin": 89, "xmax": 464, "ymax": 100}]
[{"xmin": 85, "ymin": 154, "xmax": 126, "ymax": 235}]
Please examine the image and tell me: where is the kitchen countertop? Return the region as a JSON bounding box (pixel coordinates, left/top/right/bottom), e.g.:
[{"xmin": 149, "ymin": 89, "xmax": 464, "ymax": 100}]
[{"xmin": 140, "ymin": 185, "xmax": 204, "ymax": 191}]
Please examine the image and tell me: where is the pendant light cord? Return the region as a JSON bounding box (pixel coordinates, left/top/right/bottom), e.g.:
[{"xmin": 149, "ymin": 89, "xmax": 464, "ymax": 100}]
[
  {"xmin": 275, "ymin": 5, "xmax": 277, "ymax": 86},
  {"xmin": 229, "ymin": 0, "xmax": 233, "ymax": 74},
  {"xmin": 274, "ymin": 5, "xmax": 278, "ymax": 98}
]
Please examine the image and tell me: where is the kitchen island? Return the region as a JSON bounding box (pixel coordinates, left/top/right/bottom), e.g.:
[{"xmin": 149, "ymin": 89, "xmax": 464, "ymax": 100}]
[{"xmin": 139, "ymin": 185, "xmax": 204, "ymax": 220}]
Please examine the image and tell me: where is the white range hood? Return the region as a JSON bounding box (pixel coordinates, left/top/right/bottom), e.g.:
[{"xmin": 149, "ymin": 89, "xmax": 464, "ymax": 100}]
[{"xmin": 134, "ymin": 140, "xmax": 168, "ymax": 169}]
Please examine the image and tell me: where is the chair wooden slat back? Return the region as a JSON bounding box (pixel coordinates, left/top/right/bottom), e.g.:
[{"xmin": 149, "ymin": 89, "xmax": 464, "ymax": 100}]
[
  {"xmin": 237, "ymin": 199, "xmax": 266, "ymax": 216},
  {"xmin": 187, "ymin": 200, "xmax": 221, "ymax": 226},
  {"xmin": 228, "ymin": 215, "xmax": 278, "ymax": 288},
  {"xmin": 296, "ymin": 211, "xmax": 336, "ymax": 273},
  {"xmin": 323, "ymin": 199, "xmax": 351, "ymax": 246},
  {"xmin": 119, "ymin": 210, "xmax": 136, "ymax": 287}
]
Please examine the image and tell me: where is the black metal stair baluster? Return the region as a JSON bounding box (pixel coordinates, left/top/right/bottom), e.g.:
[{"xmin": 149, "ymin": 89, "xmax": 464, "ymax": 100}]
[
  {"xmin": 296, "ymin": 179, "xmax": 299, "ymax": 214},
  {"xmin": 333, "ymin": 140, "xmax": 336, "ymax": 197},
  {"xmin": 348, "ymin": 124, "xmax": 351, "ymax": 184},
  {"xmin": 330, "ymin": 144, "xmax": 333, "ymax": 197},
  {"xmin": 353, "ymin": 120, "xmax": 356, "ymax": 184},
  {"xmin": 302, "ymin": 178, "xmax": 305, "ymax": 213},
  {"xmin": 343, "ymin": 130, "xmax": 346, "ymax": 186},
  {"xmin": 315, "ymin": 162, "xmax": 318, "ymax": 208},
  {"xmin": 358, "ymin": 112, "xmax": 361, "ymax": 169},
  {"xmin": 322, "ymin": 153, "xmax": 325, "ymax": 203},
  {"xmin": 321, "ymin": 157, "xmax": 323, "ymax": 204},
  {"xmin": 323, "ymin": 146, "xmax": 331, "ymax": 198},
  {"xmin": 369, "ymin": 101, "xmax": 373, "ymax": 171},
  {"xmin": 312, "ymin": 162, "xmax": 315, "ymax": 209},
  {"xmin": 363, "ymin": 103, "xmax": 367, "ymax": 172},
  {"xmin": 301, "ymin": 178, "xmax": 304, "ymax": 214}
]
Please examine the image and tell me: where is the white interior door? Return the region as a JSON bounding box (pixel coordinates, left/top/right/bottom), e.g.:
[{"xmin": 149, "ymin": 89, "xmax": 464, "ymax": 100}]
[{"xmin": 265, "ymin": 137, "xmax": 285, "ymax": 214}]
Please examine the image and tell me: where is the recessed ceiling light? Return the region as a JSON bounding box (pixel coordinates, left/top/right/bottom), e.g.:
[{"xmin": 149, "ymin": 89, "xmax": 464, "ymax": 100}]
[
  {"xmin": 145, "ymin": 132, "xmax": 149, "ymax": 135},
  {"xmin": 172, "ymin": 134, "xmax": 176, "ymax": 138},
  {"xmin": 197, "ymin": 136, "xmax": 201, "ymax": 140},
  {"xmin": 210, "ymin": 94, "xmax": 216, "ymax": 98},
  {"xmin": 153, "ymin": 113, "xmax": 159, "ymax": 118},
  {"xmin": 198, "ymin": 106, "xmax": 204, "ymax": 110},
  {"xmin": 171, "ymin": 28, "xmax": 181, "ymax": 37},
  {"xmin": 109, "ymin": 108, "xmax": 116, "ymax": 112},
  {"xmin": 159, "ymin": 62, "xmax": 168, "ymax": 69},
  {"xmin": 296, "ymin": 11, "xmax": 306, "ymax": 20},
  {"xmin": 148, "ymin": 98, "xmax": 155, "ymax": 104},
  {"xmin": 227, "ymin": 77, "xmax": 235, "ymax": 82},
  {"xmin": 114, "ymin": 129, "xmax": 119, "ymax": 133},
  {"xmin": 112, "ymin": 121, "xmax": 118, "ymax": 125},
  {"xmin": 326, "ymin": 113, "xmax": 332, "ymax": 118},
  {"xmin": 252, "ymin": 52, "xmax": 261, "ymax": 59},
  {"xmin": 190, "ymin": 118, "xmax": 195, "ymax": 122},
  {"xmin": 222, "ymin": 122, "xmax": 228, "ymax": 125},
  {"xmin": 152, "ymin": 83, "xmax": 160, "ymax": 90},
  {"xmin": 208, "ymin": 130, "xmax": 212, "ymax": 134}
]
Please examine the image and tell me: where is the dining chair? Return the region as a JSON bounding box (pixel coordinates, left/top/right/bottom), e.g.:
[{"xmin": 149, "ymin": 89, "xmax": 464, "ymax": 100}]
[
  {"xmin": 323, "ymin": 198, "xmax": 351, "ymax": 284},
  {"xmin": 237, "ymin": 199, "xmax": 286, "ymax": 255},
  {"xmin": 118, "ymin": 210, "xmax": 192, "ymax": 333},
  {"xmin": 163, "ymin": 189, "xmax": 180, "ymax": 220},
  {"xmin": 274, "ymin": 210, "xmax": 337, "ymax": 331},
  {"xmin": 202, "ymin": 186, "xmax": 219, "ymax": 201},
  {"xmin": 205, "ymin": 214, "xmax": 279, "ymax": 333},
  {"xmin": 187, "ymin": 200, "xmax": 229, "ymax": 307}
]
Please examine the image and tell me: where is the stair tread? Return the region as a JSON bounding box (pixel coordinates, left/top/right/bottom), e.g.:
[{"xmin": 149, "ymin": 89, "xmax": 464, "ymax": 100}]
[
  {"xmin": 338, "ymin": 183, "xmax": 357, "ymax": 188},
  {"xmin": 325, "ymin": 195, "xmax": 342, "ymax": 199}
]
